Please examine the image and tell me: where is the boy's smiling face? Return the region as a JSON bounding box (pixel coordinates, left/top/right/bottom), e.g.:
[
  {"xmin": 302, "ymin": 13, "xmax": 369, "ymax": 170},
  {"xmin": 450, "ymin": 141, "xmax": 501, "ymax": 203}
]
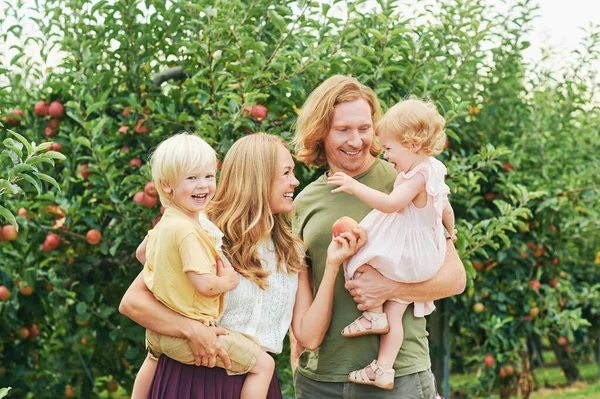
[{"xmin": 163, "ymin": 163, "xmax": 217, "ymax": 218}]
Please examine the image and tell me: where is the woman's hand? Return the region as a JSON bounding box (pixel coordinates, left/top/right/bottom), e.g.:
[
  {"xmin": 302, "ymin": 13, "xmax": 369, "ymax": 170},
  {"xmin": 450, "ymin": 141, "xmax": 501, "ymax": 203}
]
[
  {"xmin": 326, "ymin": 227, "xmax": 367, "ymax": 267},
  {"xmin": 185, "ymin": 320, "xmax": 232, "ymax": 369}
]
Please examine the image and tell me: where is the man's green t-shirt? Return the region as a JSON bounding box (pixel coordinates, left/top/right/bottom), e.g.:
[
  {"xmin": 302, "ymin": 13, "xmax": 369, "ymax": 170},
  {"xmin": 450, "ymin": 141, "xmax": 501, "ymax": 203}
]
[{"xmin": 292, "ymin": 159, "xmax": 431, "ymax": 382}]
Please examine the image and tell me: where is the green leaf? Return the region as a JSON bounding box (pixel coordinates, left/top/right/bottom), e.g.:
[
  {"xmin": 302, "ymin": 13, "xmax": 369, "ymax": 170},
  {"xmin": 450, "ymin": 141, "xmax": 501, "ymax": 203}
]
[
  {"xmin": 8, "ymin": 130, "xmax": 33, "ymax": 155},
  {"xmin": 19, "ymin": 173, "xmax": 43, "ymax": 194},
  {"xmin": 91, "ymin": 117, "xmax": 108, "ymax": 137},
  {"xmin": 33, "ymin": 172, "xmax": 61, "ymax": 191},
  {"xmin": 268, "ymin": 10, "xmax": 287, "ymax": 33},
  {"xmin": 73, "ymin": 136, "xmax": 92, "ymax": 149},
  {"xmin": 9, "ymin": 163, "xmax": 36, "ymax": 180},
  {"xmin": 43, "ymin": 151, "xmax": 67, "ymax": 161},
  {"xmin": 0, "ymin": 387, "xmax": 12, "ymax": 399},
  {"xmin": 3, "ymin": 138, "xmax": 23, "ymax": 158},
  {"xmin": 0, "ymin": 205, "xmax": 18, "ymax": 230}
]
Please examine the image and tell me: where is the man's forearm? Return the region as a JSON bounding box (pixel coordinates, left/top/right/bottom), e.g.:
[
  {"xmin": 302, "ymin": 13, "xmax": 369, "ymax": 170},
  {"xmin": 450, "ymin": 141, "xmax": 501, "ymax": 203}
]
[
  {"xmin": 394, "ymin": 239, "xmax": 466, "ymax": 303},
  {"xmin": 119, "ymin": 272, "xmax": 192, "ymax": 339}
]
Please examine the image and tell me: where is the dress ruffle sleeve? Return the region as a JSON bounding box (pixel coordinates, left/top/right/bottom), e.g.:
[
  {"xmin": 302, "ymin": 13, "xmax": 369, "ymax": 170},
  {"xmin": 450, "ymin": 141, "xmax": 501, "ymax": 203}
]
[{"xmin": 401, "ymin": 158, "xmax": 450, "ymax": 218}]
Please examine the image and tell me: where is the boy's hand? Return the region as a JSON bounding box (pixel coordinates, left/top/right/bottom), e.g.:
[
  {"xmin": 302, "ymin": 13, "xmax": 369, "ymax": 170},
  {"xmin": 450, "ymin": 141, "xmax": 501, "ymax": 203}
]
[
  {"xmin": 327, "ymin": 172, "xmax": 359, "ymax": 195},
  {"xmin": 216, "ymin": 257, "xmax": 239, "ymax": 291}
]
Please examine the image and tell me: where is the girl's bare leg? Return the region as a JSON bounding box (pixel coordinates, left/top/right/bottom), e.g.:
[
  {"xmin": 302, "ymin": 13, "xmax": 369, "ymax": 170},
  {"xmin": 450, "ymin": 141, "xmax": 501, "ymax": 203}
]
[
  {"xmin": 240, "ymin": 351, "xmax": 275, "ymax": 399},
  {"xmin": 131, "ymin": 354, "xmax": 158, "ymax": 399}
]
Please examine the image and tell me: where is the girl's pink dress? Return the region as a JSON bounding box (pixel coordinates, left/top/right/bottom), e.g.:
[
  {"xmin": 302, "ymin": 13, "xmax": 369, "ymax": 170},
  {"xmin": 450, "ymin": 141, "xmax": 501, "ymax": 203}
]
[{"xmin": 344, "ymin": 158, "xmax": 450, "ymax": 317}]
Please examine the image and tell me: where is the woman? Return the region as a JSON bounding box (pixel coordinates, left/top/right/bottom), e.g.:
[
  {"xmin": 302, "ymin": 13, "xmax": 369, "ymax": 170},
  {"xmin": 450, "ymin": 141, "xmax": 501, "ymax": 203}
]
[{"xmin": 119, "ymin": 133, "xmax": 366, "ymax": 398}]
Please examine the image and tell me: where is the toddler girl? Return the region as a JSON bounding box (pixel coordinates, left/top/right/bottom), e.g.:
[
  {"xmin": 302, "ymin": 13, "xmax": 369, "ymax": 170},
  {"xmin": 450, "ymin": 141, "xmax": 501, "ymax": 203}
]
[{"xmin": 327, "ymin": 98, "xmax": 455, "ymax": 390}]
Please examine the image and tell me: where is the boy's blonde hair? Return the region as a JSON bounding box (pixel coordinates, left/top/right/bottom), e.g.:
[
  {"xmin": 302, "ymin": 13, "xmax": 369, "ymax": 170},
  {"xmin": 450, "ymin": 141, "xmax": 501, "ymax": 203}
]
[
  {"xmin": 149, "ymin": 132, "xmax": 217, "ymax": 206},
  {"xmin": 377, "ymin": 98, "xmax": 446, "ymax": 156},
  {"xmin": 205, "ymin": 133, "xmax": 304, "ymax": 289},
  {"xmin": 293, "ymin": 75, "xmax": 383, "ymax": 167}
]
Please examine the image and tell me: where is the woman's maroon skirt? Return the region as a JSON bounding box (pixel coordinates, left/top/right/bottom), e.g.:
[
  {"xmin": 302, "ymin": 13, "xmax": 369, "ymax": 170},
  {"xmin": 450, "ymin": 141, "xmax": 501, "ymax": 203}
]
[{"xmin": 147, "ymin": 355, "xmax": 283, "ymax": 399}]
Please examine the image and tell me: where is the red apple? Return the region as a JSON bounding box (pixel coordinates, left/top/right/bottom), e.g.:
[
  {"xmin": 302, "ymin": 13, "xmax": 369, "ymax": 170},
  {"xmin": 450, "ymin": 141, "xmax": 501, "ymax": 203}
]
[
  {"xmin": 130, "ymin": 158, "xmax": 142, "ymax": 168},
  {"xmin": 473, "ymin": 303, "xmax": 485, "ymax": 313},
  {"xmin": 47, "ymin": 118, "xmax": 60, "ymax": 129},
  {"xmin": 3, "ymin": 109, "xmax": 24, "ymax": 126},
  {"xmin": 86, "ymin": 229, "xmax": 102, "ymax": 245},
  {"xmin": 29, "ymin": 324, "xmax": 39, "ymax": 339},
  {"xmin": 484, "ymin": 354, "xmax": 494, "ymax": 367},
  {"xmin": 332, "ymin": 216, "xmax": 359, "ymax": 238},
  {"xmin": 550, "ymin": 278, "xmax": 558, "ymax": 287},
  {"xmin": 526, "ymin": 243, "xmax": 537, "ymax": 250},
  {"xmin": 118, "ymin": 125, "xmax": 129, "ymax": 134},
  {"xmin": 529, "ymin": 280, "xmax": 541, "ymax": 290},
  {"xmin": 80, "ymin": 164, "xmax": 91, "ymax": 179},
  {"xmin": 50, "ymin": 142, "xmax": 63, "ymax": 152},
  {"xmin": 134, "ymin": 118, "xmax": 151, "ymax": 133},
  {"xmin": 503, "ymin": 162, "xmax": 515, "ymax": 172},
  {"xmin": 144, "ymin": 181, "xmax": 158, "ymax": 197},
  {"xmin": 0, "ymin": 286, "xmax": 10, "ymax": 301},
  {"xmin": 141, "ymin": 194, "xmax": 158, "ymax": 208},
  {"xmin": 472, "ymin": 261, "xmax": 483, "ymax": 270},
  {"xmin": 529, "ymin": 307, "xmax": 539, "ymax": 317},
  {"xmin": 505, "ymin": 365, "xmax": 514, "ymax": 375},
  {"xmin": 34, "ymin": 101, "xmax": 48, "ymax": 116},
  {"xmin": 244, "ymin": 104, "xmax": 268, "ymax": 120},
  {"xmin": 484, "ymin": 193, "xmax": 496, "ymax": 202},
  {"xmin": 45, "ymin": 127, "xmax": 57, "ymax": 137},
  {"xmin": 45, "ymin": 233, "xmax": 61, "ymax": 250},
  {"xmin": 2, "ymin": 225, "xmax": 18, "ymax": 241},
  {"xmin": 64, "ymin": 385, "xmax": 75, "ymax": 398},
  {"xmin": 18, "ymin": 327, "xmax": 30, "ymax": 340},
  {"xmin": 48, "ymin": 101, "xmax": 64, "ymax": 119},
  {"xmin": 558, "ymin": 336, "xmax": 568, "ymax": 346},
  {"xmin": 81, "ymin": 336, "xmax": 87, "ymax": 345},
  {"xmin": 19, "ymin": 285, "xmax": 33, "ymax": 296},
  {"xmin": 565, "ymin": 345, "xmax": 573, "ymax": 354},
  {"xmin": 133, "ymin": 192, "xmax": 145, "ymax": 203},
  {"xmin": 499, "ymin": 367, "xmax": 507, "ymax": 378},
  {"xmin": 122, "ymin": 106, "xmax": 132, "ymax": 117},
  {"xmin": 17, "ymin": 207, "xmax": 31, "ymax": 219},
  {"xmin": 120, "ymin": 146, "xmax": 129, "ymax": 153},
  {"xmin": 552, "ymin": 257, "xmax": 559, "ymax": 266}
]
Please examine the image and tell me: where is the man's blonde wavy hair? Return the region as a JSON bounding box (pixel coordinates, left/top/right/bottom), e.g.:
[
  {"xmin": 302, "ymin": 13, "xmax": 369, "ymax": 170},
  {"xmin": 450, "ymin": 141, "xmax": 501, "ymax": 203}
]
[
  {"xmin": 292, "ymin": 75, "xmax": 383, "ymax": 167},
  {"xmin": 205, "ymin": 133, "xmax": 304, "ymax": 289}
]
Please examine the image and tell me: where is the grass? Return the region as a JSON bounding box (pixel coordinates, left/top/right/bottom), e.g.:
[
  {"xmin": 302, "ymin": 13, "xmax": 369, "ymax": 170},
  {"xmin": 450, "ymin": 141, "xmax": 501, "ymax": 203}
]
[{"xmin": 450, "ymin": 361, "xmax": 599, "ymax": 399}]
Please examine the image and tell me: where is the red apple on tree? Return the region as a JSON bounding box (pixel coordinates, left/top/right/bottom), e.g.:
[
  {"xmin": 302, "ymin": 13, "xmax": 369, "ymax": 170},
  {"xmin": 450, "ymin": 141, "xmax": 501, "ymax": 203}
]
[
  {"xmin": 34, "ymin": 101, "xmax": 48, "ymax": 116},
  {"xmin": 2, "ymin": 225, "xmax": 18, "ymax": 241},
  {"xmin": 144, "ymin": 181, "xmax": 158, "ymax": 197},
  {"xmin": 86, "ymin": 229, "xmax": 102, "ymax": 245},
  {"xmin": 64, "ymin": 385, "xmax": 75, "ymax": 398},
  {"xmin": 332, "ymin": 216, "xmax": 359, "ymax": 238},
  {"xmin": 80, "ymin": 164, "xmax": 91, "ymax": 179},
  {"xmin": 473, "ymin": 303, "xmax": 485, "ymax": 313},
  {"xmin": 0, "ymin": 286, "xmax": 10, "ymax": 301},
  {"xmin": 48, "ymin": 101, "xmax": 64, "ymax": 118},
  {"xmin": 133, "ymin": 192, "xmax": 146, "ymax": 203},
  {"xmin": 130, "ymin": 158, "xmax": 142, "ymax": 168},
  {"xmin": 134, "ymin": 118, "xmax": 151, "ymax": 133},
  {"xmin": 44, "ymin": 233, "xmax": 61, "ymax": 250},
  {"xmin": 3, "ymin": 109, "xmax": 24, "ymax": 126},
  {"xmin": 29, "ymin": 324, "xmax": 39, "ymax": 339},
  {"xmin": 484, "ymin": 354, "xmax": 494, "ymax": 367},
  {"xmin": 18, "ymin": 327, "xmax": 30, "ymax": 340},
  {"xmin": 558, "ymin": 336, "xmax": 568, "ymax": 346},
  {"xmin": 529, "ymin": 280, "xmax": 541, "ymax": 290},
  {"xmin": 141, "ymin": 194, "xmax": 158, "ymax": 208},
  {"xmin": 243, "ymin": 104, "xmax": 268, "ymax": 120}
]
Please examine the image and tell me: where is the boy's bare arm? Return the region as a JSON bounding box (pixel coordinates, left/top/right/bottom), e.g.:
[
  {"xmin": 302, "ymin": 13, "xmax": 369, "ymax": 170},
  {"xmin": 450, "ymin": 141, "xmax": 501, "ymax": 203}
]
[{"xmin": 186, "ymin": 259, "xmax": 239, "ymax": 296}]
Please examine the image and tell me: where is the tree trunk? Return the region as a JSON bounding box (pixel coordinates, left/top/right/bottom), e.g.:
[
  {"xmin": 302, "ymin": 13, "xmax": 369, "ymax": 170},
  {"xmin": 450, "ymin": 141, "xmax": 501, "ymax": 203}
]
[{"xmin": 548, "ymin": 336, "xmax": 580, "ymax": 383}]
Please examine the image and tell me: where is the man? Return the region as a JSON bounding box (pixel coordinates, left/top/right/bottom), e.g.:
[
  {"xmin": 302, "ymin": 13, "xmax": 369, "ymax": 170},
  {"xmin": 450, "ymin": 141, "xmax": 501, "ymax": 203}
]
[{"xmin": 291, "ymin": 75, "xmax": 465, "ymax": 398}]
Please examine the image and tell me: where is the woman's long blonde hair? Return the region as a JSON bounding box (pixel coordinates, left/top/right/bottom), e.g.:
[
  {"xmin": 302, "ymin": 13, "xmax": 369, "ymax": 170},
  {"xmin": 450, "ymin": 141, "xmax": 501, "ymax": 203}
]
[{"xmin": 205, "ymin": 133, "xmax": 304, "ymax": 289}]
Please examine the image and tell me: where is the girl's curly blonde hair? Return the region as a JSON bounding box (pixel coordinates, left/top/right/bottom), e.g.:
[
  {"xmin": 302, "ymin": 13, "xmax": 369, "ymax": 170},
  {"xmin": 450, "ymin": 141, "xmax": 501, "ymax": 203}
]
[{"xmin": 377, "ymin": 98, "xmax": 446, "ymax": 156}]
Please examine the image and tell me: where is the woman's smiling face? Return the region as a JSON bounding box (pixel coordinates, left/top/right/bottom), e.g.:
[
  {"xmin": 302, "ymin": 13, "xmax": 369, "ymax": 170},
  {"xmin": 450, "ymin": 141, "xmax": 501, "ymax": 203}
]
[{"xmin": 269, "ymin": 144, "xmax": 299, "ymax": 215}]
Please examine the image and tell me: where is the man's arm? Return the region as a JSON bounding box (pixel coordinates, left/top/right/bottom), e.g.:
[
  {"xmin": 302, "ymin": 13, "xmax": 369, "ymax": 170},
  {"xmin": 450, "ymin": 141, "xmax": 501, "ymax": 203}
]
[{"xmin": 345, "ymin": 238, "xmax": 465, "ymax": 310}]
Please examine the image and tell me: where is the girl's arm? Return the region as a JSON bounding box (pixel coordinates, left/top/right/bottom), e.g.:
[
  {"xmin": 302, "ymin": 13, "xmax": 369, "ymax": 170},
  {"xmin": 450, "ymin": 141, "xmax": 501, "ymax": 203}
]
[
  {"xmin": 442, "ymin": 203, "xmax": 456, "ymax": 242},
  {"xmin": 345, "ymin": 238, "xmax": 465, "ymax": 308},
  {"xmin": 327, "ymin": 172, "xmax": 425, "ymax": 214},
  {"xmin": 119, "ymin": 271, "xmax": 232, "ymax": 369},
  {"xmin": 291, "ymin": 229, "xmax": 366, "ymax": 350}
]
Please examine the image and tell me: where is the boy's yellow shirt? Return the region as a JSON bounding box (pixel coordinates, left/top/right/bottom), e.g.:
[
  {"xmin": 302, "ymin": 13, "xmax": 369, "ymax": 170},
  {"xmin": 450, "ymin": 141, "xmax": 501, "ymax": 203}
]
[{"xmin": 143, "ymin": 207, "xmax": 222, "ymax": 325}]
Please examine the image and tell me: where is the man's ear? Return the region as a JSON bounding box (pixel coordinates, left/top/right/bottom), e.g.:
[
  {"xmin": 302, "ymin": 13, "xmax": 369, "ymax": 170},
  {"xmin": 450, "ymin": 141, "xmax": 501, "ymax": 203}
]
[{"xmin": 160, "ymin": 180, "xmax": 172, "ymax": 193}]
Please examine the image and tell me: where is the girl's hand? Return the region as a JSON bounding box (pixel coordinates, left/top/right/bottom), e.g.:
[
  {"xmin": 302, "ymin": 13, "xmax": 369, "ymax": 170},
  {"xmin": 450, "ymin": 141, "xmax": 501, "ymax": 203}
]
[
  {"xmin": 327, "ymin": 172, "xmax": 359, "ymax": 195},
  {"xmin": 326, "ymin": 227, "xmax": 367, "ymax": 266}
]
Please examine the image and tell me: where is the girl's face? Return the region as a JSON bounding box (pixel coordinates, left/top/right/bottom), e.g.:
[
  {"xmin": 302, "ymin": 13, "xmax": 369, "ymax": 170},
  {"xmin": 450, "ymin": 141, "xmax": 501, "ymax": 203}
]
[
  {"xmin": 269, "ymin": 144, "xmax": 299, "ymax": 215},
  {"xmin": 379, "ymin": 135, "xmax": 420, "ymax": 174},
  {"xmin": 163, "ymin": 163, "xmax": 217, "ymax": 218}
]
